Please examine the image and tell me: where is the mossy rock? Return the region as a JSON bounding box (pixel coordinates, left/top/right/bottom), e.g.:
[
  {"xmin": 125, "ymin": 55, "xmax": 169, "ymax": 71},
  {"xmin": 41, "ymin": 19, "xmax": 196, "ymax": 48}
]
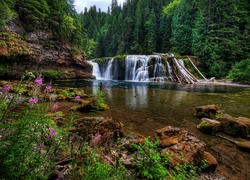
[
  {"xmin": 195, "ymin": 105, "xmax": 221, "ymax": 119},
  {"xmin": 197, "ymin": 118, "xmax": 221, "ymax": 135}
]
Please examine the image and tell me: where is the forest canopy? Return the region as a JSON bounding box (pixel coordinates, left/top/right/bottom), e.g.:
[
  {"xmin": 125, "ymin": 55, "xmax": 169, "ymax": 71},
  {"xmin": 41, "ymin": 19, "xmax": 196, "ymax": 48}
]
[{"xmin": 0, "ymin": 0, "xmax": 250, "ymax": 81}]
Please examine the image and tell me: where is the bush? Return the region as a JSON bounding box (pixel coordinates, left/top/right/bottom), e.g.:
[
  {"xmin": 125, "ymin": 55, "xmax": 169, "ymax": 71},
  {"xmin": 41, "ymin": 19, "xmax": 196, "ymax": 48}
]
[
  {"xmin": 0, "ymin": 74, "xmax": 64, "ymax": 179},
  {"xmin": 228, "ymin": 58, "xmax": 250, "ymax": 83},
  {"xmin": 41, "ymin": 69, "xmax": 64, "ymax": 80}
]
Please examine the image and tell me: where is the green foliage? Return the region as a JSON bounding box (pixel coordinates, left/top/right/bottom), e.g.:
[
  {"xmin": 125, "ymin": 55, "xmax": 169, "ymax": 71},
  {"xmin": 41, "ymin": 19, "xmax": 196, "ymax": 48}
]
[
  {"xmin": 228, "ymin": 58, "xmax": 250, "ymax": 83},
  {"xmin": 0, "ymin": 75, "xmax": 63, "ymax": 179},
  {"xmin": 61, "ymin": 88, "xmax": 77, "ymax": 99},
  {"xmin": 0, "ymin": 1, "xmax": 14, "ymax": 30},
  {"xmin": 71, "ymin": 145, "xmax": 129, "ymax": 180},
  {"xmin": 94, "ymin": 89, "xmax": 107, "ymax": 111},
  {"xmin": 17, "ymin": 0, "xmax": 50, "ymax": 30},
  {"xmin": 131, "ymin": 138, "xmax": 203, "ymax": 180},
  {"xmin": 162, "ymin": 0, "xmax": 182, "ymax": 16},
  {"xmin": 41, "ymin": 69, "xmax": 64, "ymax": 80},
  {"xmin": 59, "ymin": 14, "xmax": 76, "ymax": 40},
  {"xmin": 132, "ymin": 138, "xmax": 170, "ymax": 179}
]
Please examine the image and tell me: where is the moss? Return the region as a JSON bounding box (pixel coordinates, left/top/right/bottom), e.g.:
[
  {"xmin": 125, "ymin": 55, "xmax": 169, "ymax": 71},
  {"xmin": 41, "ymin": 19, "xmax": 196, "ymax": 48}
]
[{"xmin": 41, "ymin": 69, "xmax": 64, "ymax": 80}]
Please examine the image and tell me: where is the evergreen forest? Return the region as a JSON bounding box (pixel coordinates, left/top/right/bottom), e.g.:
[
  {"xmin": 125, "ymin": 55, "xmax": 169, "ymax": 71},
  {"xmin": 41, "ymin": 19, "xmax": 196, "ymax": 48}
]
[{"xmin": 0, "ymin": 0, "xmax": 250, "ymax": 81}]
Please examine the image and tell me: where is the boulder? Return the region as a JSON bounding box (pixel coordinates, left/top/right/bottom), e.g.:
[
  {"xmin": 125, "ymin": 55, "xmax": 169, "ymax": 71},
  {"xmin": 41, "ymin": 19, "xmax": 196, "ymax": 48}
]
[
  {"xmin": 197, "ymin": 118, "xmax": 221, "ymax": 134},
  {"xmin": 195, "ymin": 105, "xmax": 221, "ymax": 119},
  {"xmin": 217, "ymin": 114, "xmax": 250, "ymax": 138},
  {"xmin": 156, "ymin": 126, "xmax": 206, "ymax": 166},
  {"xmin": 203, "ymin": 151, "xmax": 218, "ymax": 172}
]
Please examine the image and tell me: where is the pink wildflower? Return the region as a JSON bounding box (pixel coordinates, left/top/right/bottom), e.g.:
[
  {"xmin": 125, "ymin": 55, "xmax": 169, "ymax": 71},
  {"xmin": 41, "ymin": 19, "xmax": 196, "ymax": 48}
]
[
  {"xmin": 92, "ymin": 133, "xmax": 101, "ymax": 143},
  {"xmin": 75, "ymin": 95, "xmax": 81, "ymax": 99},
  {"xmin": 38, "ymin": 143, "xmax": 44, "ymax": 152},
  {"xmin": 50, "ymin": 94, "xmax": 56, "ymax": 100},
  {"xmin": 44, "ymin": 85, "xmax": 52, "ymax": 93},
  {"xmin": 2, "ymin": 86, "xmax": 10, "ymax": 92},
  {"xmin": 52, "ymin": 103, "xmax": 58, "ymax": 110},
  {"xmin": 34, "ymin": 77, "xmax": 43, "ymax": 85},
  {"xmin": 104, "ymin": 155, "xmax": 111, "ymax": 163},
  {"xmin": 28, "ymin": 97, "xmax": 38, "ymax": 104},
  {"xmin": 50, "ymin": 128, "xmax": 57, "ymax": 135}
]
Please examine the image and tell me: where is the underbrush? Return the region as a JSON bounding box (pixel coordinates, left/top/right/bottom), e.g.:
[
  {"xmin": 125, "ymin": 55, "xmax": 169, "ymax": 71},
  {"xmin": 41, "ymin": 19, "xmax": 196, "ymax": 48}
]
[{"xmin": 0, "ymin": 72, "xmax": 206, "ymax": 180}]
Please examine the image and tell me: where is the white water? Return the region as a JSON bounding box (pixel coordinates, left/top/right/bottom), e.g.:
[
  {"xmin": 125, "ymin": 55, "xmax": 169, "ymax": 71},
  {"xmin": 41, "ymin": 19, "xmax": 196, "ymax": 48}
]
[
  {"xmin": 89, "ymin": 55, "xmax": 186, "ymax": 82},
  {"xmin": 125, "ymin": 55, "xmax": 166, "ymax": 81},
  {"xmin": 103, "ymin": 58, "xmax": 114, "ymax": 80},
  {"xmin": 87, "ymin": 60, "xmax": 102, "ymax": 80}
]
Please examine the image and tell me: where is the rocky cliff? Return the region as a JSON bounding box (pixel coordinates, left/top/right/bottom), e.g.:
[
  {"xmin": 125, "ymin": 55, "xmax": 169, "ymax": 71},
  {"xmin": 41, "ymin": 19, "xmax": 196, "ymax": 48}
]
[{"xmin": 0, "ymin": 19, "xmax": 94, "ymax": 80}]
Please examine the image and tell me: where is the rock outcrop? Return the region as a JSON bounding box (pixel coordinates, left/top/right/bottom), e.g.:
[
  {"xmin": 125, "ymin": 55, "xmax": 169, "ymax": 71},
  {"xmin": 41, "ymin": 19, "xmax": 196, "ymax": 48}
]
[{"xmin": 0, "ymin": 20, "xmax": 94, "ymax": 80}]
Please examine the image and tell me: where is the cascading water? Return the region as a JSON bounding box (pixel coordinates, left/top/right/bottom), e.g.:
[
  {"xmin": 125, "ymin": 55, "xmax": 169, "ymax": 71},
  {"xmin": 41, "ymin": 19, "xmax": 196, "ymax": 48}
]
[
  {"xmin": 151, "ymin": 55, "xmax": 166, "ymax": 81},
  {"xmin": 125, "ymin": 55, "xmax": 148, "ymax": 81},
  {"xmin": 103, "ymin": 58, "xmax": 114, "ymax": 80},
  {"xmin": 87, "ymin": 60, "xmax": 102, "ymax": 79},
  {"xmin": 89, "ymin": 54, "xmax": 196, "ymax": 83},
  {"xmin": 125, "ymin": 55, "xmax": 166, "ymax": 81}
]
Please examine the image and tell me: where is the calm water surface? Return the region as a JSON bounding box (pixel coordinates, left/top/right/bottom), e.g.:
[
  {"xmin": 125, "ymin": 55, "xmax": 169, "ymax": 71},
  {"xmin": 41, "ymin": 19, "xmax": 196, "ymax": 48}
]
[{"xmin": 55, "ymin": 80, "xmax": 250, "ymax": 135}]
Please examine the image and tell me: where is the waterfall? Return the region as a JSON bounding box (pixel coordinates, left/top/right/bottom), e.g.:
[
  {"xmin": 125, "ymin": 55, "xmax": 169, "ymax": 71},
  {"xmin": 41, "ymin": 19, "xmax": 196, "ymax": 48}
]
[
  {"xmin": 89, "ymin": 55, "xmax": 192, "ymax": 82},
  {"xmin": 125, "ymin": 55, "xmax": 166, "ymax": 81},
  {"xmin": 125, "ymin": 55, "xmax": 149, "ymax": 81},
  {"xmin": 103, "ymin": 58, "xmax": 114, "ymax": 80},
  {"xmin": 151, "ymin": 55, "xmax": 166, "ymax": 81},
  {"xmin": 88, "ymin": 60, "xmax": 102, "ymax": 79},
  {"xmin": 167, "ymin": 61, "xmax": 174, "ymax": 81}
]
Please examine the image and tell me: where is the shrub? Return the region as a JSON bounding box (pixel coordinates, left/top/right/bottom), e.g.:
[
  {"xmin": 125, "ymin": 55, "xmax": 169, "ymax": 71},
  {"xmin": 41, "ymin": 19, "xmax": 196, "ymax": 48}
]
[
  {"xmin": 131, "ymin": 138, "xmax": 202, "ymax": 180},
  {"xmin": 228, "ymin": 58, "xmax": 250, "ymax": 83},
  {"xmin": 0, "ymin": 74, "xmax": 64, "ymax": 179},
  {"xmin": 41, "ymin": 69, "xmax": 64, "ymax": 80}
]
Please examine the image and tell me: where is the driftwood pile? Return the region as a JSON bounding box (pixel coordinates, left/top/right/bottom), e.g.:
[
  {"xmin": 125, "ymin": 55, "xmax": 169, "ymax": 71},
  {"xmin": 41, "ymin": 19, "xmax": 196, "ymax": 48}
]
[{"xmin": 154, "ymin": 53, "xmax": 209, "ymax": 84}]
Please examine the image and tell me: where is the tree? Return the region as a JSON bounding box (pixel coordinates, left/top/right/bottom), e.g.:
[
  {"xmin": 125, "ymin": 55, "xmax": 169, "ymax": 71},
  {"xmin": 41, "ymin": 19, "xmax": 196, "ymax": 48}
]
[
  {"xmin": 145, "ymin": 10, "xmax": 157, "ymax": 53},
  {"xmin": 17, "ymin": 0, "xmax": 50, "ymax": 30},
  {"xmin": 0, "ymin": 1, "xmax": 14, "ymax": 30}
]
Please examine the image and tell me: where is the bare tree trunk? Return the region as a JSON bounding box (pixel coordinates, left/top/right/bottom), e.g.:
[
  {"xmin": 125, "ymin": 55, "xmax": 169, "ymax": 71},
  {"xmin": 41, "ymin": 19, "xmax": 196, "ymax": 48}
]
[{"xmin": 187, "ymin": 56, "xmax": 207, "ymax": 81}]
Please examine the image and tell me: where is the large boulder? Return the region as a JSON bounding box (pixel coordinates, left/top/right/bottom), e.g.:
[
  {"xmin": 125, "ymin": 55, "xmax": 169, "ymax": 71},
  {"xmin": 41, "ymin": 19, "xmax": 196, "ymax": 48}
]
[
  {"xmin": 217, "ymin": 114, "xmax": 250, "ymax": 138},
  {"xmin": 155, "ymin": 126, "xmax": 207, "ymax": 166}
]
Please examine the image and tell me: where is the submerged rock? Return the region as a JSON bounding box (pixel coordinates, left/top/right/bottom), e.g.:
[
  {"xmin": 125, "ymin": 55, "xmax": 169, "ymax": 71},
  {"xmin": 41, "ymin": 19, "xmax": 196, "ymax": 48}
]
[{"xmin": 195, "ymin": 105, "xmax": 221, "ymax": 119}]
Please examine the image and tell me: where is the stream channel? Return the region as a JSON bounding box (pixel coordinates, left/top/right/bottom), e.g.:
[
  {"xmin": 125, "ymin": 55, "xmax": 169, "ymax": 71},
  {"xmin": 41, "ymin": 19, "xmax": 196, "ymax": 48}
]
[{"xmin": 55, "ymin": 79, "xmax": 250, "ymax": 180}]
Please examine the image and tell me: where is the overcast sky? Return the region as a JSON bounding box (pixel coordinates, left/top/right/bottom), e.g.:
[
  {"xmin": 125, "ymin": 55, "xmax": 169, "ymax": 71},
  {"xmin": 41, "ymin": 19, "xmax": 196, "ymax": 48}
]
[{"xmin": 74, "ymin": 0, "xmax": 126, "ymax": 13}]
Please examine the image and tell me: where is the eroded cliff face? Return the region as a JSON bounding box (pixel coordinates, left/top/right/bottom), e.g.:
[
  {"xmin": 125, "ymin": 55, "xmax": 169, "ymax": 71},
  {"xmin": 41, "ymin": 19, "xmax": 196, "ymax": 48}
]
[{"xmin": 0, "ymin": 19, "xmax": 94, "ymax": 80}]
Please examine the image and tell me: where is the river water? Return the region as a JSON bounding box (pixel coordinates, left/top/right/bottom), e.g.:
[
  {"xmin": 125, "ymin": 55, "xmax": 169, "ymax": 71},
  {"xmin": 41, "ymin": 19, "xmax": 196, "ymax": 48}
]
[{"xmin": 55, "ymin": 79, "xmax": 250, "ymax": 180}]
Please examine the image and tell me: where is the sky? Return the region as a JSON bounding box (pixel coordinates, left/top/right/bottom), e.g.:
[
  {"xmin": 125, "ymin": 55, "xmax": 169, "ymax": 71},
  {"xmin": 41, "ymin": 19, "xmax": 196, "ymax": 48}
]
[{"xmin": 74, "ymin": 0, "xmax": 126, "ymax": 13}]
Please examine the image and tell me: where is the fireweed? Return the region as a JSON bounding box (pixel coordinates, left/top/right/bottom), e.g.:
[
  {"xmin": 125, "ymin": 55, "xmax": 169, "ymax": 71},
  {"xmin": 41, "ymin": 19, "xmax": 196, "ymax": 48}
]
[{"xmin": 0, "ymin": 74, "xmax": 65, "ymax": 180}]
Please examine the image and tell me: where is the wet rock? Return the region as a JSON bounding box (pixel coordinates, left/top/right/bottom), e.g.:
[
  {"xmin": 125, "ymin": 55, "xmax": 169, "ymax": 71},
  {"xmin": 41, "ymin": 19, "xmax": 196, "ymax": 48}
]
[
  {"xmin": 217, "ymin": 114, "xmax": 250, "ymax": 138},
  {"xmin": 156, "ymin": 126, "xmax": 206, "ymax": 166},
  {"xmin": 197, "ymin": 118, "xmax": 221, "ymax": 135},
  {"xmin": 203, "ymin": 151, "xmax": 218, "ymax": 172},
  {"xmin": 195, "ymin": 105, "xmax": 221, "ymax": 119},
  {"xmin": 237, "ymin": 141, "xmax": 250, "ymax": 151},
  {"xmin": 73, "ymin": 117, "xmax": 105, "ymax": 140}
]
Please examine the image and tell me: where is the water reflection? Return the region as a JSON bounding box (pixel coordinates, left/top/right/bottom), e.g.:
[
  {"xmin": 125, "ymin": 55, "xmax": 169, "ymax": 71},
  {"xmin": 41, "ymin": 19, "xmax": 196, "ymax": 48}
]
[
  {"xmin": 53, "ymin": 79, "xmax": 250, "ymax": 128},
  {"xmin": 125, "ymin": 85, "xmax": 148, "ymax": 109},
  {"xmin": 54, "ymin": 79, "xmax": 249, "ymax": 93}
]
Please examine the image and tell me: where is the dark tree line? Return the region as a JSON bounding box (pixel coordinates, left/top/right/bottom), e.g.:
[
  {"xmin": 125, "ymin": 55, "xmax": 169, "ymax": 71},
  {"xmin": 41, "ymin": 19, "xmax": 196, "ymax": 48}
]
[
  {"xmin": 83, "ymin": 0, "xmax": 250, "ymax": 78},
  {"xmin": 0, "ymin": 0, "xmax": 250, "ymax": 79}
]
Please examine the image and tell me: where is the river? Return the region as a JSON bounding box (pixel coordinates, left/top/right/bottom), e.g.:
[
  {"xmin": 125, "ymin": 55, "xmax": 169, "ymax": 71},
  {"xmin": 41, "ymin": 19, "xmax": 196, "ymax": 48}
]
[{"xmin": 55, "ymin": 79, "xmax": 250, "ymax": 180}]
